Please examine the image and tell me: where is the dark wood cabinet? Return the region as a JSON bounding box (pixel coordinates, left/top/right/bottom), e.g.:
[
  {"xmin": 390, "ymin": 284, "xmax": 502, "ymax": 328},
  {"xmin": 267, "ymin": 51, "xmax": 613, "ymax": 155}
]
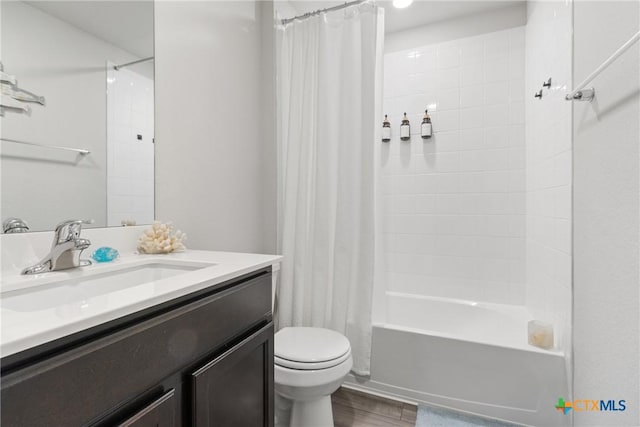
[
  {"xmin": 118, "ymin": 389, "xmax": 176, "ymax": 427},
  {"xmin": 1, "ymin": 268, "xmax": 274, "ymax": 427},
  {"xmin": 192, "ymin": 324, "xmax": 274, "ymax": 427}
]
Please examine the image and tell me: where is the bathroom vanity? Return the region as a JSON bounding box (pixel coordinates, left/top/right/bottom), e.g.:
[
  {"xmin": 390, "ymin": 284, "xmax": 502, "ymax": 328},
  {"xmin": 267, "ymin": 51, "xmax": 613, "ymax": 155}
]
[{"xmin": 0, "ymin": 250, "xmax": 281, "ymax": 426}]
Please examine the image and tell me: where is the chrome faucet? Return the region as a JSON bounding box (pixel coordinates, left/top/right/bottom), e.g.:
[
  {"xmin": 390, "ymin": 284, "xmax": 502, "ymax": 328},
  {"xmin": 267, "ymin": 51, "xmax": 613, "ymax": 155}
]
[{"xmin": 22, "ymin": 219, "xmax": 93, "ymax": 275}]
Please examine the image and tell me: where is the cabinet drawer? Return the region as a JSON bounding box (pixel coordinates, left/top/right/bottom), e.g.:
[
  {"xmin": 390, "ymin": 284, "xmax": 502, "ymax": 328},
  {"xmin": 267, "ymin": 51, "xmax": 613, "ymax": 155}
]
[
  {"xmin": 1, "ymin": 271, "xmax": 271, "ymax": 427},
  {"xmin": 118, "ymin": 389, "xmax": 176, "ymax": 427}
]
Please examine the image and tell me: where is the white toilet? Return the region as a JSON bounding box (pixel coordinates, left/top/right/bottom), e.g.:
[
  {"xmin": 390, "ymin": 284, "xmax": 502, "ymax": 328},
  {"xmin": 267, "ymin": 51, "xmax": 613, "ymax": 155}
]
[{"xmin": 274, "ymin": 326, "xmax": 353, "ymax": 427}]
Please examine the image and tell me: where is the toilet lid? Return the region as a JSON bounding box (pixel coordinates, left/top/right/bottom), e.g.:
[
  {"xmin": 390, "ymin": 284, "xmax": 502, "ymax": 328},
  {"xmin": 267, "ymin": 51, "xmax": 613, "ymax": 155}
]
[{"xmin": 275, "ymin": 327, "xmax": 351, "ymax": 365}]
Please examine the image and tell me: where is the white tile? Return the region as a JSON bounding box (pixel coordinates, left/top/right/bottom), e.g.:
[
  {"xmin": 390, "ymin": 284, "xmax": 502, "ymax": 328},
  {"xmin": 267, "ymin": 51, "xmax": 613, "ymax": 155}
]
[
  {"xmin": 413, "ymin": 71, "xmax": 438, "ymax": 92},
  {"xmin": 509, "ymin": 102, "xmax": 525, "ymax": 125},
  {"xmin": 437, "ymin": 41, "xmax": 460, "ymax": 69},
  {"xmin": 437, "ymin": 88, "xmax": 460, "ymax": 111},
  {"xmin": 484, "ymin": 82, "xmax": 510, "ymax": 106},
  {"xmin": 482, "ymin": 170, "xmax": 511, "ymax": 192},
  {"xmin": 509, "ymin": 147, "xmax": 526, "ymax": 170},
  {"xmin": 415, "ymin": 46, "xmax": 437, "ymax": 72},
  {"xmin": 433, "ymin": 131, "xmax": 459, "ymax": 152},
  {"xmin": 436, "ymin": 110, "xmax": 460, "ymax": 132},
  {"xmin": 436, "ymin": 173, "xmax": 461, "ymax": 193},
  {"xmin": 415, "ymin": 174, "xmax": 438, "ymax": 194},
  {"xmin": 508, "ymin": 49, "xmax": 525, "ymax": 80},
  {"xmin": 415, "ymin": 195, "xmax": 437, "ymax": 213},
  {"xmin": 483, "ymin": 58, "xmax": 509, "ymax": 83},
  {"xmin": 460, "ymin": 107, "xmax": 484, "ymax": 130},
  {"xmin": 458, "ymin": 129, "xmax": 482, "ymax": 151},
  {"xmin": 484, "ymin": 126, "xmax": 509, "ymax": 149},
  {"xmin": 406, "ymin": 93, "xmax": 435, "ymax": 115},
  {"xmin": 553, "ymin": 151, "xmax": 572, "ymax": 187},
  {"xmin": 379, "ymin": 26, "xmax": 538, "ymax": 307},
  {"xmin": 509, "ymin": 79, "xmax": 525, "ymax": 102},
  {"xmin": 435, "ymin": 152, "xmax": 460, "ymax": 173},
  {"xmin": 509, "ymin": 125, "xmax": 525, "ymax": 147},
  {"xmin": 483, "ymin": 104, "xmax": 510, "ymax": 127},
  {"xmin": 396, "ymin": 73, "xmax": 417, "ymax": 97},
  {"xmin": 460, "ymin": 63, "xmax": 484, "ymax": 86},
  {"xmin": 436, "ymin": 68, "xmax": 460, "ymax": 90},
  {"xmin": 481, "ymin": 149, "xmax": 510, "ymax": 171},
  {"xmin": 460, "ymin": 85, "xmax": 484, "ymax": 108}
]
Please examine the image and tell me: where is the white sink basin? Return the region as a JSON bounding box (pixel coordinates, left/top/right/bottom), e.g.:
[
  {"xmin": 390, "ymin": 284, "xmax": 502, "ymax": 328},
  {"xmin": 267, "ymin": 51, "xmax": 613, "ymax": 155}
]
[{"xmin": 1, "ymin": 260, "xmax": 214, "ymax": 312}]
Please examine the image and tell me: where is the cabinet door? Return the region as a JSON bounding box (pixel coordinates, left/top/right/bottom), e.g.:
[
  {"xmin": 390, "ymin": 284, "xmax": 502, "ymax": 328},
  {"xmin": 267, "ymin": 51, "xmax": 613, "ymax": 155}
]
[
  {"xmin": 118, "ymin": 389, "xmax": 176, "ymax": 427},
  {"xmin": 191, "ymin": 323, "xmax": 274, "ymax": 427}
]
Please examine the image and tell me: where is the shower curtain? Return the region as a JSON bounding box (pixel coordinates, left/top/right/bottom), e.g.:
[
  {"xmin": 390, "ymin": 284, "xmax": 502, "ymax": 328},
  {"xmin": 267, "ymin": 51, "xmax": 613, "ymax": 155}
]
[{"xmin": 276, "ymin": 2, "xmax": 384, "ymax": 375}]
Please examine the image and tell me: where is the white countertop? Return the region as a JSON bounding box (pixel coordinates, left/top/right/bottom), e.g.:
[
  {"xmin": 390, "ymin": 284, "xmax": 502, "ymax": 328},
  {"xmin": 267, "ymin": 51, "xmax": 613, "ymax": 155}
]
[{"xmin": 0, "ymin": 250, "xmax": 282, "ymax": 359}]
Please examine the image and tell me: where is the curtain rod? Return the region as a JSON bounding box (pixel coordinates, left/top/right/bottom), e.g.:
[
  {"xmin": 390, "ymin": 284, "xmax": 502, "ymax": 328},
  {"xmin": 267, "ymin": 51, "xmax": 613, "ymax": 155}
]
[
  {"xmin": 281, "ymin": 0, "xmax": 368, "ymax": 25},
  {"xmin": 114, "ymin": 56, "xmax": 154, "ymax": 71},
  {"xmin": 565, "ymin": 30, "xmax": 640, "ymax": 101}
]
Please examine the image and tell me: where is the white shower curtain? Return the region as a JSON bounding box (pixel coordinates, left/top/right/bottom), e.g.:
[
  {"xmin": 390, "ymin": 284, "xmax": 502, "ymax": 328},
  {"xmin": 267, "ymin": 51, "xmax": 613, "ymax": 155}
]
[{"xmin": 276, "ymin": 3, "xmax": 384, "ymax": 375}]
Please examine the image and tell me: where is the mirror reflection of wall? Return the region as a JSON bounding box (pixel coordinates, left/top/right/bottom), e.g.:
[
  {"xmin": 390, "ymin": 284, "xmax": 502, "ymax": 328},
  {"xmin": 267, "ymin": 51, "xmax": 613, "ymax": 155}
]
[
  {"xmin": 106, "ymin": 62, "xmax": 154, "ymax": 227},
  {"xmin": 0, "ymin": 1, "xmax": 154, "ymax": 232}
]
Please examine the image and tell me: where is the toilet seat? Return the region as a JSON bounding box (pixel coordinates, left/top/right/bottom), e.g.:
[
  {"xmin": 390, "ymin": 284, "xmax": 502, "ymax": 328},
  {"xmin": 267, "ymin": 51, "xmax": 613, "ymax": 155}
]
[
  {"xmin": 275, "ymin": 327, "xmax": 351, "ymax": 371},
  {"xmin": 275, "ymin": 347, "xmax": 352, "ymax": 370}
]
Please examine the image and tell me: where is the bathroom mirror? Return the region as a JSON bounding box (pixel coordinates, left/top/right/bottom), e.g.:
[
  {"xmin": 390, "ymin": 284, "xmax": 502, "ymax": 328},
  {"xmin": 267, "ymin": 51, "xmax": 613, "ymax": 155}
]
[{"xmin": 0, "ymin": 1, "xmax": 154, "ymax": 232}]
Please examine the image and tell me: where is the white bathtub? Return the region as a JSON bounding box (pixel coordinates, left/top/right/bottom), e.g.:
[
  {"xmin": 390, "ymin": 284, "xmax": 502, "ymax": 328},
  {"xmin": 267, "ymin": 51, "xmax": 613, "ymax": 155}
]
[{"xmin": 345, "ymin": 292, "xmax": 570, "ymax": 426}]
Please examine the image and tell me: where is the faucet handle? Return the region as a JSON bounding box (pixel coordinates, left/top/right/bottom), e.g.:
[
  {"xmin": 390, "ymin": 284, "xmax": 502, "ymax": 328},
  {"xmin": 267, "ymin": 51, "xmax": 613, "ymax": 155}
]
[
  {"xmin": 3, "ymin": 217, "xmax": 29, "ymax": 233},
  {"xmin": 53, "ymin": 219, "xmax": 94, "ymax": 245}
]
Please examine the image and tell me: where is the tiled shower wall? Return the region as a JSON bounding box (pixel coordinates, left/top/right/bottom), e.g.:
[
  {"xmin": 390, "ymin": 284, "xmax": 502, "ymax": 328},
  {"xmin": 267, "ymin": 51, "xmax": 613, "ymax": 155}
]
[
  {"xmin": 380, "ymin": 27, "xmax": 526, "ymax": 304},
  {"xmin": 525, "ymin": 0, "xmax": 572, "ymax": 356},
  {"xmin": 106, "ymin": 64, "xmax": 155, "ymax": 227}
]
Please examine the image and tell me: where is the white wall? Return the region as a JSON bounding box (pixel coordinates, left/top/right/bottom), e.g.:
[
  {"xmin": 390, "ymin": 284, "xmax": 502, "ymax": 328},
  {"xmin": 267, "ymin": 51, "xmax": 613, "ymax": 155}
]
[
  {"xmin": 524, "ymin": 0, "xmax": 573, "ymax": 360},
  {"xmin": 260, "ymin": 1, "xmax": 277, "ymax": 254},
  {"xmin": 0, "ymin": 1, "xmax": 142, "ymax": 231},
  {"xmin": 384, "ymin": 3, "xmax": 526, "ymax": 53},
  {"xmin": 380, "ymin": 26, "xmax": 526, "ymax": 305},
  {"xmin": 573, "ymin": 1, "xmax": 640, "ymax": 425},
  {"xmin": 155, "ymin": 1, "xmax": 277, "ymax": 254}
]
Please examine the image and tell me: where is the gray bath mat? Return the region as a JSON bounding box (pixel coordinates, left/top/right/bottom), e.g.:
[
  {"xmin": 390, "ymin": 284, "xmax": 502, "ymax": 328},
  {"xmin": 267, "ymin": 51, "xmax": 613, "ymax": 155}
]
[{"xmin": 416, "ymin": 404, "xmax": 518, "ymax": 427}]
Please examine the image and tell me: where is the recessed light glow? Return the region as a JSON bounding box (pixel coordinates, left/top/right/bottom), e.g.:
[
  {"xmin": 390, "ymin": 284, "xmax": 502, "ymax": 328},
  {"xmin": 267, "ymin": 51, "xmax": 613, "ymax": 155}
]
[{"xmin": 393, "ymin": 0, "xmax": 413, "ymax": 9}]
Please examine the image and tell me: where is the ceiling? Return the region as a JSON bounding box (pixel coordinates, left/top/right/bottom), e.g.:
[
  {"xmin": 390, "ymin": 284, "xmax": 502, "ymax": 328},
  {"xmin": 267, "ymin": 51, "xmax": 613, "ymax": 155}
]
[
  {"xmin": 26, "ymin": 1, "xmax": 523, "ymax": 54},
  {"xmin": 288, "ymin": 0, "xmax": 525, "ymax": 33},
  {"xmin": 26, "ymin": 1, "xmax": 154, "ymax": 58}
]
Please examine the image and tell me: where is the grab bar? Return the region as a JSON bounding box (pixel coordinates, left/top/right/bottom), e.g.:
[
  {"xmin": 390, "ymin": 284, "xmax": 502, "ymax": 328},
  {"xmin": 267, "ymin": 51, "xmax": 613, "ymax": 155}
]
[
  {"xmin": 566, "ymin": 30, "xmax": 640, "ymax": 101},
  {"xmin": 0, "ymin": 137, "xmax": 90, "ymax": 155}
]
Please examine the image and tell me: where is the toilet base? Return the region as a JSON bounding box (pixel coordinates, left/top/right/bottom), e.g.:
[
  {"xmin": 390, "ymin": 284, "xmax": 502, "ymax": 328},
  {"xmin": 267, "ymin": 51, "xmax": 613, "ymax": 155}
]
[{"xmin": 290, "ymin": 395, "xmax": 334, "ymax": 427}]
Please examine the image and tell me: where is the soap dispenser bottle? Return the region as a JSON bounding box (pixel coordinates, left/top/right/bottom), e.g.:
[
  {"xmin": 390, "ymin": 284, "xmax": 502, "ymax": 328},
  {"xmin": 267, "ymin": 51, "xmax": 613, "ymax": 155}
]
[
  {"xmin": 421, "ymin": 110, "xmax": 432, "ymax": 139},
  {"xmin": 400, "ymin": 112, "xmax": 410, "ymax": 141},
  {"xmin": 382, "ymin": 115, "xmax": 391, "ymax": 142}
]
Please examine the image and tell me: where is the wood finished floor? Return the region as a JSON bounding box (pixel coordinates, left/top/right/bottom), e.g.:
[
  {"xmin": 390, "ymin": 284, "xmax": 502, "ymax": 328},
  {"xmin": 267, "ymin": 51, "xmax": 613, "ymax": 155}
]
[{"xmin": 332, "ymin": 387, "xmax": 417, "ymax": 427}]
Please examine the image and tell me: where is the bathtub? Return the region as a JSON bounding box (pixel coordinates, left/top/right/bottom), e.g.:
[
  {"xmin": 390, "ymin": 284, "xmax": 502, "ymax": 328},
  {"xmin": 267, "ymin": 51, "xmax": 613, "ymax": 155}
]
[{"xmin": 344, "ymin": 292, "xmax": 570, "ymax": 426}]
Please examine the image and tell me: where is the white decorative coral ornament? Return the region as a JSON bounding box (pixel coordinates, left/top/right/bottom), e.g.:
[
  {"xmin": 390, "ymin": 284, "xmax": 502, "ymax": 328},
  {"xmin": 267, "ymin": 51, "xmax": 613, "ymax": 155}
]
[{"xmin": 137, "ymin": 221, "xmax": 187, "ymax": 254}]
